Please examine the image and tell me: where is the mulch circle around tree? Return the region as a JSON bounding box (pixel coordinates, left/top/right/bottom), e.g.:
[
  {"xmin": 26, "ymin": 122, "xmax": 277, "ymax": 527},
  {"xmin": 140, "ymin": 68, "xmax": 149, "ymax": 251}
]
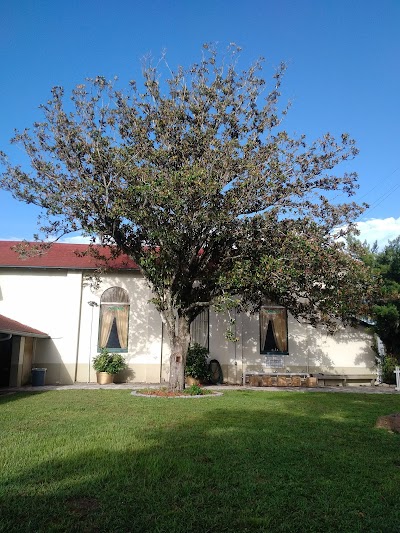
[{"xmin": 131, "ymin": 389, "xmax": 223, "ymax": 399}]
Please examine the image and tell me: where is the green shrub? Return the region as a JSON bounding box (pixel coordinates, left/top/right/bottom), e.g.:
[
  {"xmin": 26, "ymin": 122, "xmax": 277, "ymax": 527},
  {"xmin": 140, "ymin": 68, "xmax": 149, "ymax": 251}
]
[
  {"xmin": 185, "ymin": 343, "xmax": 210, "ymax": 381},
  {"xmin": 381, "ymin": 354, "xmax": 399, "ymax": 384},
  {"xmin": 373, "ymin": 304, "xmax": 400, "ymax": 352},
  {"xmin": 92, "ymin": 348, "xmax": 127, "ymax": 374},
  {"xmin": 185, "ymin": 384, "xmax": 204, "ymax": 395}
]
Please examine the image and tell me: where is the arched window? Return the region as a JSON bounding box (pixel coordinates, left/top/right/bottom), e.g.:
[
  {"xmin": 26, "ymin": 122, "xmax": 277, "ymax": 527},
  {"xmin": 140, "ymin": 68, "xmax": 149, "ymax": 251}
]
[{"xmin": 98, "ymin": 287, "xmax": 129, "ymax": 352}]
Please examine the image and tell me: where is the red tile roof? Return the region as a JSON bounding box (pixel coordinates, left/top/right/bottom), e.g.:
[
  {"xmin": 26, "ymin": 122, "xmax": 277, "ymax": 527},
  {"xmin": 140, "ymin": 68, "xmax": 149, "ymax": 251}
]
[
  {"xmin": 0, "ymin": 241, "xmax": 139, "ymax": 270},
  {"xmin": 0, "ymin": 313, "xmax": 49, "ymax": 338}
]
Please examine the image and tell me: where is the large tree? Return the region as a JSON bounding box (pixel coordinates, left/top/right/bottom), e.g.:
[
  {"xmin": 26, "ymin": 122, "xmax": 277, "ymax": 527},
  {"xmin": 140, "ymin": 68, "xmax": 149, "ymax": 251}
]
[{"xmin": 0, "ymin": 45, "xmax": 375, "ymax": 390}]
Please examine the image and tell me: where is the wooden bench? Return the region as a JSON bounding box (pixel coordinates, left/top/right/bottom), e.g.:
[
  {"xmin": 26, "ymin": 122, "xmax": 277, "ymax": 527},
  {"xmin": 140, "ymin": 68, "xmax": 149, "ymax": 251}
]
[{"xmin": 313, "ymin": 374, "xmax": 376, "ymax": 386}]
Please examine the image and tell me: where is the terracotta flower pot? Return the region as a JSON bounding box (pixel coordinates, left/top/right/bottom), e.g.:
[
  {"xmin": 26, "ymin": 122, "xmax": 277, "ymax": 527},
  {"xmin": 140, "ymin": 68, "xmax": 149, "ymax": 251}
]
[
  {"xmin": 185, "ymin": 376, "xmax": 200, "ymax": 386},
  {"xmin": 96, "ymin": 372, "xmax": 114, "ymax": 385}
]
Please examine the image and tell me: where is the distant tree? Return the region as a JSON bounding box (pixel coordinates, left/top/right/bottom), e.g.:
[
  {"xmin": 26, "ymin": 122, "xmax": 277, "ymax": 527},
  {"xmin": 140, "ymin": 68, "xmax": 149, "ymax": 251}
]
[
  {"xmin": 372, "ymin": 237, "xmax": 400, "ymax": 362},
  {"xmin": 349, "ymin": 236, "xmax": 400, "ymax": 381},
  {"xmin": 0, "ymin": 45, "xmax": 375, "ymax": 390}
]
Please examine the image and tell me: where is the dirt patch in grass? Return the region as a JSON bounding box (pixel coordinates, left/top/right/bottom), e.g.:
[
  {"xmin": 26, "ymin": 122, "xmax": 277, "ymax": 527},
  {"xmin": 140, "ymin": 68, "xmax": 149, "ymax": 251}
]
[{"xmin": 376, "ymin": 413, "xmax": 400, "ymax": 432}]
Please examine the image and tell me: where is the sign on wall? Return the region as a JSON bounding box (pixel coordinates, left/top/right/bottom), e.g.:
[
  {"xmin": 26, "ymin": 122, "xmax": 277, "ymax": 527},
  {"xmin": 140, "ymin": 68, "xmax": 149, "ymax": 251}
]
[{"xmin": 264, "ymin": 356, "xmax": 284, "ymax": 368}]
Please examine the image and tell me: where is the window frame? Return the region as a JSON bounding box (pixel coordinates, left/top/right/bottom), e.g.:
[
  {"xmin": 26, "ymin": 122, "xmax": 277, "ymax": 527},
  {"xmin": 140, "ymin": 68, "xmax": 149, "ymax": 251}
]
[
  {"xmin": 97, "ymin": 287, "xmax": 130, "ymax": 353},
  {"xmin": 259, "ymin": 306, "xmax": 289, "ymax": 356},
  {"xmin": 190, "ymin": 308, "xmax": 210, "ymax": 351}
]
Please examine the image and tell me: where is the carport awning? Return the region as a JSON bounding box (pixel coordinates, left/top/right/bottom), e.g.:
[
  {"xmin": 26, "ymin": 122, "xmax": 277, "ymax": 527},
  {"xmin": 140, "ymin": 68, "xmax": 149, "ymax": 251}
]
[{"xmin": 0, "ymin": 314, "xmax": 49, "ymax": 338}]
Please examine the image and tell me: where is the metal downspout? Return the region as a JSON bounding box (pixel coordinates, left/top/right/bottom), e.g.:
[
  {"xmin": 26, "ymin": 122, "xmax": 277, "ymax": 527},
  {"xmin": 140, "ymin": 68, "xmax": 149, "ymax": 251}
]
[
  {"xmin": 74, "ymin": 272, "xmax": 84, "ymax": 383},
  {"xmin": 241, "ymin": 312, "xmax": 244, "ymax": 385},
  {"xmin": 159, "ymin": 321, "xmax": 164, "ymax": 383},
  {"xmin": 234, "ymin": 307, "xmax": 237, "ymax": 384}
]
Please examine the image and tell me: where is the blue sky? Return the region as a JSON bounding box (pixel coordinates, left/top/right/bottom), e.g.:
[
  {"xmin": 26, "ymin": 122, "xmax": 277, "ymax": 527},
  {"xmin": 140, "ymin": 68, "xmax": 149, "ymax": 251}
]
[{"xmin": 1, "ymin": 0, "xmax": 399, "ymax": 248}]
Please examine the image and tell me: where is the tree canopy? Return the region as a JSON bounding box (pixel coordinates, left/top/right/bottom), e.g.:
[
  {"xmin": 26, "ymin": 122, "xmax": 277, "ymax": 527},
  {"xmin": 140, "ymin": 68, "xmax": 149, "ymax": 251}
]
[{"xmin": 0, "ymin": 45, "xmax": 375, "ymax": 389}]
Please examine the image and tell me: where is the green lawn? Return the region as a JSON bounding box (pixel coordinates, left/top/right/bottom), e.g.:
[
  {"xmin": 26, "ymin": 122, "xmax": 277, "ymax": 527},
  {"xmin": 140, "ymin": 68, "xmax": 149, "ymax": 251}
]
[{"xmin": 1, "ymin": 390, "xmax": 399, "ymax": 532}]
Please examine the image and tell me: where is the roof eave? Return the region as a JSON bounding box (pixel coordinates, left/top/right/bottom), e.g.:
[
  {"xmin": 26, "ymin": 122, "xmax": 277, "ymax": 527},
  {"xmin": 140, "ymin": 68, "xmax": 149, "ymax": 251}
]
[
  {"xmin": 0, "ymin": 329, "xmax": 50, "ymax": 339},
  {"xmin": 0, "ymin": 265, "xmax": 139, "ymax": 271}
]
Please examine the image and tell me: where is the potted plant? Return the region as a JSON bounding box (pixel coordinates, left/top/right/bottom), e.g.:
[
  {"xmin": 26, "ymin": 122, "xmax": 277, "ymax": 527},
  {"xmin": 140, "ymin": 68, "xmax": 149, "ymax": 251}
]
[
  {"xmin": 185, "ymin": 343, "xmax": 210, "ymax": 386},
  {"xmin": 92, "ymin": 348, "xmax": 127, "ymax": 384}
]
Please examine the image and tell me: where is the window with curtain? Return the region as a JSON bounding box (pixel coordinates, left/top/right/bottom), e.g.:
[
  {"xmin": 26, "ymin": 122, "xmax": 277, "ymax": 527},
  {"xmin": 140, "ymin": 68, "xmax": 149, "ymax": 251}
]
[
  {"xmin": 190, "ymin": 308, "xmax": 209, "ymax": 350},
  {"xmin": 98, "ymin": 287, "xmax": 129, "ymax": 352},
  {"xmin": 260, "ymin": 306, "xmax": 288, "ymax": 355}
]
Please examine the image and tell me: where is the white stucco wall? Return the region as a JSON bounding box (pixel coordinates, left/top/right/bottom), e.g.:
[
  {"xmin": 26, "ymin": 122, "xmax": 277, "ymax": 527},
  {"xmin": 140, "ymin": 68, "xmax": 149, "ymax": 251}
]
[
  {"xmin": 0, "ymin": 267, "xmax": 377, "ymax": 385},
  {"xmin": 77, "ymin": 272, "xmax": 167, "ymax": 383},
  {"xmin": 207, "ymin": 310, "xmax": 376, "ymax": 383},
  {"xmin": 0, "ymin": 268, "xmax": 83, "ymax": 384}
]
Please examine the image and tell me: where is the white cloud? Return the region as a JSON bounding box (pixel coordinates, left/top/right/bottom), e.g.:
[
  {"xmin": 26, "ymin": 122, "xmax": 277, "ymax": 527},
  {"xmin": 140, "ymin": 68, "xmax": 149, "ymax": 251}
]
[
  {"xmin": 60, "ymin": 235, "xmax": 96, "ymax": 244},
  {"xmin": 355, "ymin": 217, "xmax": 400, "ymax": 249},
  {"xmin": 0, "ymin": 234, "xmax": 98, "ymax": 244},
  {"xmin": 0, "ymin": 236, "xmax": 25, "ymax": 241}
]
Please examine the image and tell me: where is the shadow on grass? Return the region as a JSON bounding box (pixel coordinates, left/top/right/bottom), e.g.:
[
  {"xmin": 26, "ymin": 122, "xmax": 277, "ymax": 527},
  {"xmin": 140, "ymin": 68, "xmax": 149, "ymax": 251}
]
[
  {"xmin": 1, "ymin": 392, "xmax": 400, "ymax": 533},
  {"xmin": 0, "ymin": 390, "xmax": 49, "ymax": 405}
]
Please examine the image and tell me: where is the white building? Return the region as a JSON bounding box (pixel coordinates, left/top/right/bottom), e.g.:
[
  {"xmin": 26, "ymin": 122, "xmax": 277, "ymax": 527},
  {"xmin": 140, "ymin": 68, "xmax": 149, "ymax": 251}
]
[{"xmin": 0, "ymin": 241, "xmax": 376, "ymax": 387}]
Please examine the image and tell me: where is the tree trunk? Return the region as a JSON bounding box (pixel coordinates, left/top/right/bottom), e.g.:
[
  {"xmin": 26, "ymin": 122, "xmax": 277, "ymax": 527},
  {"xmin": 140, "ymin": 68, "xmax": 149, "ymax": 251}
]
[{"xmin": 168, "ymin": 315, "xmax": 191, "ymax": 391}]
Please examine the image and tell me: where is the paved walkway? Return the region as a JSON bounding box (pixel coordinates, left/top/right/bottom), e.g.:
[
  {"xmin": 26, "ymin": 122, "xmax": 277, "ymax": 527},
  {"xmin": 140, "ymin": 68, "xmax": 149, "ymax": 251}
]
[{"xmin": 1, "ymin": 382, "xmax": 399, "ymax": 394}]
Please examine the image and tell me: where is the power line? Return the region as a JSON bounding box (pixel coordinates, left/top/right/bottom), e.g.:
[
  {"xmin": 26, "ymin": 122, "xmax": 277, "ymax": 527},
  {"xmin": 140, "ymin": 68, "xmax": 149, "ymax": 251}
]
[
  {"xmin": 329, "ymin": 167, "xmax": 399, "ymax": 209},
  {"xmin": 360, "ymin": 182, "xmax": 400, "ymax": 219},
  {"xmin": 357, "ymin": 167, "xmax": 400, "ymax": 201}
]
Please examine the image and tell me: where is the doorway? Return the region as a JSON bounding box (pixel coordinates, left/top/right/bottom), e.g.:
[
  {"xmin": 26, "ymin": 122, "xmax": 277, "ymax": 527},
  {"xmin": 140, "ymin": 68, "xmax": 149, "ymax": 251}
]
[{"xmin": 0, "ymin": 336, "xmax": 12, "ymax": 386}]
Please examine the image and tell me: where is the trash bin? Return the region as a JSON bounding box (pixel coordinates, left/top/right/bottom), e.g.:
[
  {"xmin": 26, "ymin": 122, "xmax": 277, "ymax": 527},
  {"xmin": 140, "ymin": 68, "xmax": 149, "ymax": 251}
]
[{"xmin": 31, "ymin": 368, "xmax": 47, "ymax": 386}]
